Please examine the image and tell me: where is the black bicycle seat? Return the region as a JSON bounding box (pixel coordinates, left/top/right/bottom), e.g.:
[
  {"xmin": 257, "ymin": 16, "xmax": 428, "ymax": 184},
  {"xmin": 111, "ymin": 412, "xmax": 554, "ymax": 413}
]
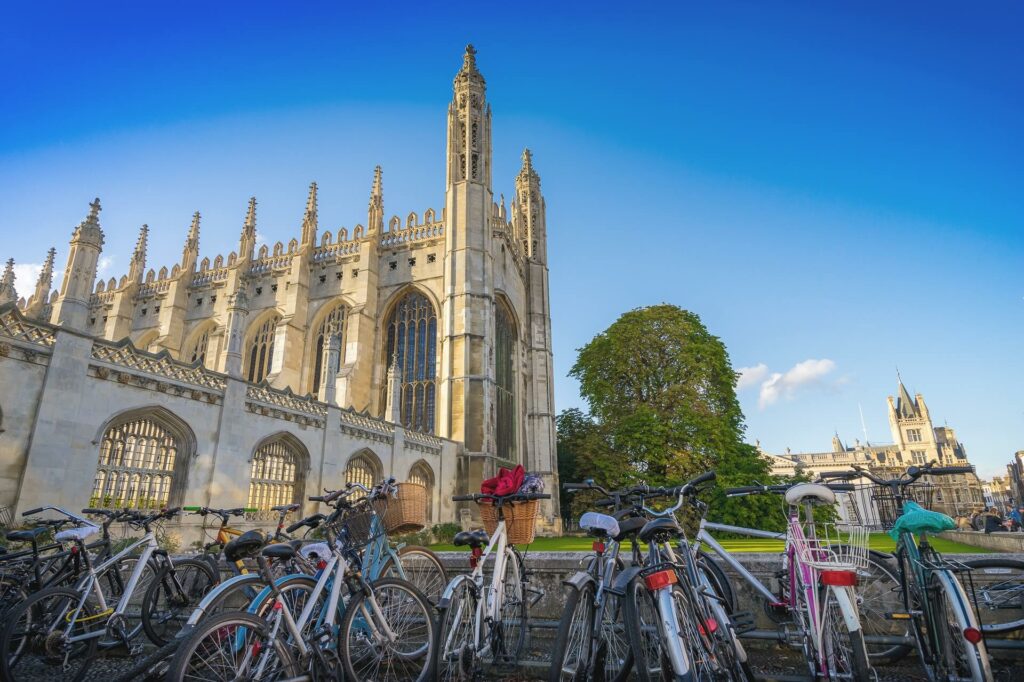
[
  {"xmin": 262, "ymin": 543, "xmax": 296, "ymax": 560},
  {"xmin": 6, "ymin": 527, "xmax": 50, "ymax": 542},
  {"xmin": 223, "ymin": 530, "xmax": 265, "ymax": 562},
  {"xmin": 614, "ymin": 516, "xmax": 648, "ymax": 541},
  {"xmin": 638, "ymin": 517, "xmax": 682, "ymax": 543},
  {"xmin": 453, "ymin": 529, "xmax": 488, "ymax": 548}
]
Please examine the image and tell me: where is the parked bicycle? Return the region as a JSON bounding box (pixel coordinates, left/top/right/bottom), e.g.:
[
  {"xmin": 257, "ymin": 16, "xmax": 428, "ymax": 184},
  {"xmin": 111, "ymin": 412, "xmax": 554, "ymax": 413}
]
[
  {"xmin": 435, "ymin": 490, "xmax": 550, "ymax": 680},
  {"xmin": 823, "ymin": 463, "xmax": 994, "ymax": 681}
]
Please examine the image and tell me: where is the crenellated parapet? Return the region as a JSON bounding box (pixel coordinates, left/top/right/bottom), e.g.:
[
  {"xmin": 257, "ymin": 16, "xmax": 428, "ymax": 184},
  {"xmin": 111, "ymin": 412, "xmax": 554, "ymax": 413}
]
[{"xmin": 379, "ymin": 208, "xmax": 445, "ymax": 248}]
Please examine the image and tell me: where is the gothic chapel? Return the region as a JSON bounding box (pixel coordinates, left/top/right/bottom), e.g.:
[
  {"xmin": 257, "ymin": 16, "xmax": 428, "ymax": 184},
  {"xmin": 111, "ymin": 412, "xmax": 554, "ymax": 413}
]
[{"xmin": 0, "ymin": 46, "xmax": 560, "ymax": 536}]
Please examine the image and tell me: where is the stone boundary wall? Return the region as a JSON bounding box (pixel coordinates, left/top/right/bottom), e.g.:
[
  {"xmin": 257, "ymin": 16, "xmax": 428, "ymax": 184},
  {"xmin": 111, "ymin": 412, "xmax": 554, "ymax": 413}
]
[{"xmin": 940, "ymin": 529, "xmax": 1024, "ymax": 553}]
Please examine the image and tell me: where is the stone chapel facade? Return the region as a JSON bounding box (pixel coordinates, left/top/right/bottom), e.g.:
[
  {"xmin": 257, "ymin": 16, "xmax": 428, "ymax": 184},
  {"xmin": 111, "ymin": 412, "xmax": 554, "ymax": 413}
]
[{"xmin": 0, "ymin": 46, "xmax": 560, "ymax": 537}]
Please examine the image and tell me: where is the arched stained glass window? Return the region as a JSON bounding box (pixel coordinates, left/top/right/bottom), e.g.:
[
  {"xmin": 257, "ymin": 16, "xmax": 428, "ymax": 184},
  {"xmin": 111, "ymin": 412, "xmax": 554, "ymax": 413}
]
[
  {"xmin": 188, "ymin": 326, "xmax": 213, "ymax": 367},
  {"xmin": 247, "ymin": 437, "xmax": 305, "ymax": 520},
  {"xmin": 345, "ymin": 452, "xmax": 381, "ymax": 498},
  {"xmin": 382, "ymin": 291, "xmax": 437, "ymax": 433},
  {"xmin": 495, "ymin": 302, "xmax": 517, "ymax": 462},
  {"xmin": 311, "ymin": 304, "xmax": 347, "ymax": 395},
  {"xmin": 407, "ymin": 461, "xmax": 435, "ymax": 523},
  {"xmin": 91, "ymin": 415, "xmax": 180, "ymax": 509},
  {"xmin": 246, "ymin": 314, "xmax": 280, "ymax": 383}
]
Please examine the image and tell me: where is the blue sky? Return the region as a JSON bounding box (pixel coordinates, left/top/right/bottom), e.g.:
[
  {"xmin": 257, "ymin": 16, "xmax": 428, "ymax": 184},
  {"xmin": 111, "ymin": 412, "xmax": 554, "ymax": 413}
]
[{"xmin": 1, "ymin": 1, "xmax": 1021, "ymax": 477}]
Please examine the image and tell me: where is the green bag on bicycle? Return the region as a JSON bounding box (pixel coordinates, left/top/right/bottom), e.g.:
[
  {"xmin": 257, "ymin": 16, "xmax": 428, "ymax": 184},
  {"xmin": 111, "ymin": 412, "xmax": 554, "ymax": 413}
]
[{"xmin": 888, "ymin": 501, "xmax": 955, "ymax": 540}]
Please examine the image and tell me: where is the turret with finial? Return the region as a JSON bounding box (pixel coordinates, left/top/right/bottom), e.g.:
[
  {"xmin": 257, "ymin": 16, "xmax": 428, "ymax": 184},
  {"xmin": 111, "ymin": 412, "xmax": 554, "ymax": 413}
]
[
  {"xmin": 301, "ymin": 182, "xmax": 318, "ymax": 247},
  {"xmin": 239, "ymin": 196, "xmax": 257, "ymax": 261},
  {"xmin": 0, "ymin": 258, "xmax": 17, "ymax": 305},
  {"xmin": 368, "ymin": 166, "xmax": 383, "ymax": 234}
]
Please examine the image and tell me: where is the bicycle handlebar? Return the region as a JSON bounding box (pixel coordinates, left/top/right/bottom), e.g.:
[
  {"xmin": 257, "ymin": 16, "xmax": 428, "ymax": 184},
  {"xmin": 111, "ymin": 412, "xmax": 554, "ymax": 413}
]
[
  {"xmin": 22, "ymin": 507, "xmax": 44, "ymax": 517},
  {"xmin": 451, "ymin": 493, "xmax": 551, "ymax": 503}
]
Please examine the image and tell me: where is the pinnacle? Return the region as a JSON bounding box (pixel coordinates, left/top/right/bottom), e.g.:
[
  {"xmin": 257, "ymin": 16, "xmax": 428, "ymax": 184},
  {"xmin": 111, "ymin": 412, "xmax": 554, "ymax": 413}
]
[
  {"xmin": 455, "ymin": 44, "xmax": 485, "ymax": 84},
  {"xmin": 244, "ymin": 196, "xmax": 257, "ymax": 232},
  {"xmin": 372, "ymin": 166, "xmax": 383, "ymax": 196}
]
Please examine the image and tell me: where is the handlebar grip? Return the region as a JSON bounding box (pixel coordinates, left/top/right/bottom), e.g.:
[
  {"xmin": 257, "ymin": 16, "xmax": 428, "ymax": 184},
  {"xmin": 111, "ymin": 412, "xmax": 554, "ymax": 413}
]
[
  {"xmin": 309, "ymin": 496, "xmax": 325, "ymax": 502},
  {"xmin": 286, "ymin": 520, "xmax": 307, "ymax": 534},
  {"xmin": 826, "ymin": 483, "xmax": 856, "ymax": 492},
  {"xmin": 928, "ymin": 466, "xmax": 974, "ymax": 476},
  {"xmin": 819, "ymin": 471, "xmax": 858, "ymax": 480},
  {"xmin": 182, "ymin": 506, "xmax": 201, "ymax": 512},
  {"xmin": 164, "ymin": 507, "xmax": 182, "ymax": 515},
  {"xmin": 531, "ymin": 493, "xmax": 551, "ymax": 500},
  {"xmin": 724, "ymin": 486, "xmax": 761, "ymax": 497},
  {"xmin": 452, "ymin": 494, "xmax": 477, "ymax": 502},
  {"xmin": 594, "ymin": 497, "xmax": 615, "ymax": 507},
  {"xmin": 562, "ymin": 483, "xmax": 590, "ymax": 490},
  {"xmin": 81, "ymin": 508, "xmax": 107, "ymax": 515},
  {"xmin": 688, "ymin": 471, "xmax": 716, "ymax": 487},
  {"xmin": 22, "ymin": 508, "xmax": 43, "ymax": 516}
]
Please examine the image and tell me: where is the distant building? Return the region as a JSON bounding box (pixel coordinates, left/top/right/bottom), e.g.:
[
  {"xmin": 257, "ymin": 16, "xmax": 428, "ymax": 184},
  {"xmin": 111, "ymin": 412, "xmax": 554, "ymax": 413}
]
[
  {"xmin": 766, "ymin": 378, "xmax": 985, "ymax": 526},
  {"xmin": 1008, "ymin": 451, "xmax": 1024, "ymax": 506},
  {"xmin": 983, "ymin": 475, "xmax": 1013, "ymax": 510}
]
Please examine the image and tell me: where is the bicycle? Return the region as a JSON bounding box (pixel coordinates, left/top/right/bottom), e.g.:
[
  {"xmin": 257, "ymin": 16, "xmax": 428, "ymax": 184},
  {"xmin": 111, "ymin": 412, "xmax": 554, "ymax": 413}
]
[
  {"xmin": 0, "ymin": 506, "xmax": 216, "ymax": 681},
  {"xmin": 168, "ymin": 487, "xmax": 436, "ymax": 681},
  {"xmin": 619, "ymin": 471, "xmax": 752, "ymax": 682},
  {"xmin": 549, "ymin": 479, "xmax": 650, "ymax": 682},
  {"xmin": 697, "ymin": 479, "xmax": 873, "ymax": 680},
  {"xmin": 435, "ymin": 490, "xmax": 551, "ymax": 680},
  {"xmin": 827, "ymin": 463, "xmax": 994, "ymax": 681}
]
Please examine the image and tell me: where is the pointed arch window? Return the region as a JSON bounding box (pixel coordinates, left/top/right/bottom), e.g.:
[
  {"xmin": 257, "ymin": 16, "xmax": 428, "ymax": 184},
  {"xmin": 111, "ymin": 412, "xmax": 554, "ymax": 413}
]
[
  {"xmin": 187, "ymin": 326, "xmax": 212, "ymax": 367},
  {"xmin": 345, "ymin": 452, "xmax": 381, "ymax": 497},
  {"xmin": 311, "ymin": 304, "xmax": 347, "ymax": 395},
  {"xmin": 91, "ymin": 414, "xmax": 182, "ymax": 509},
  {"xmin": 407, "ymin": 461, "xmax": 435, "ymax": 523},
  {"xmin": 382, "ymin": 291, "xmax": 437, "ymax": 433},
  {"xmin": 247, "ymin": 437, "xmax": 305, "ymax": 520},
  {"xmin": 495, "ymin": 302, "xmax": 517, "ymax": 462},
  {"xmin": 246, "ymin": 314, "xmax": 280, "ymax": 383}
]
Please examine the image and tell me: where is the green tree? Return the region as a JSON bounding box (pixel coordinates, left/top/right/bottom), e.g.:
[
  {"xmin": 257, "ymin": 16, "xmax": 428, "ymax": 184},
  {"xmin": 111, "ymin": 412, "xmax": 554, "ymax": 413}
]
[{"xmin": 567, "ymin": 304, "xmax": 787, "ymax": 530}]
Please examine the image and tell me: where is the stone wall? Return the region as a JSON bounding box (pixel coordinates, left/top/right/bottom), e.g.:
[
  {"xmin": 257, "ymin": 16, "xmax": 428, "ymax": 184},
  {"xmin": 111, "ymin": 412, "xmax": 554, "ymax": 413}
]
[{"xmin": 940, "ymin": 529, "xmax": 1024, "ymax": 553}]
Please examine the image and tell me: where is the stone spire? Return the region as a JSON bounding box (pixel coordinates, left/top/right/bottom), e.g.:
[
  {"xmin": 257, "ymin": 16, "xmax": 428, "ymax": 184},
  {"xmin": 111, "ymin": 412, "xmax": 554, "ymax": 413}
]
[
  {"xmin": 0, "ymin": 258, "xmax": 16, "ymax": 305},
  {"xmin": 455, "ymin": 44, "xmax": 485, "ymax": 85},
  {"xmin": 51, "ymin": 199, "xmax": 104, "ymax": 330},
  {"xmin": 301, "ymin": 182, "xmax": 318, "ymax": 247},
  {"xmin": 73, "ymin": 198, "xmax": 105, "ymax": 245},
  {"xmin": 447, "ymin": 45, "xmax": 491, "ymax": 188},
  {"xmin": 514, "ymin": 148, "xmax": 546, "ymax": 262},
  {"xmin": 239, "ymin": 196, "xmax": 257, "ymax": 261},
  {"xmin": 368, "ymin": 166, "xmax": 383, "ymax": 234},
  {"xmin": 128, "ymin": 224, "xmax": 148, "ymax": 283},
  {"xmin": 25, "ymin": 248, "xmax": 56, "ymax": 319},
  {"xmin": 181, "ymin": 211, "xmax": 201, "ymax": 272}
]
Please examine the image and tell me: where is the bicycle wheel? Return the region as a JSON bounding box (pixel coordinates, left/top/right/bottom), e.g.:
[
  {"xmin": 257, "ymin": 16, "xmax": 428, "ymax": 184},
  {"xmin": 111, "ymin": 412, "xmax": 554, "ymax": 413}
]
[
  {"xmin": 435, "ymin": 578, "xmax": 478, "ymax": 682},
  {"xmin": 379, "ymin": 544, "xmax": 449, "ymax": 604},
  {"xmin": 962, "ymin": 557, "xmax": 1024, "ymax": 634},
  {"xmin": 854, "ymin": 552, "xmax": 914, "ymax": 664},
  {"xmin": 696, "ymin": 564, "xmax": 753, "ymax": 681},
  {"xmin": 549, "ymin": 582, "xmax": 595, "ymax": 681},
  {"xmin": 141, "ymin": 558, "xmax": 218, "ymax": 645},
  {"xmin": 0, "ymin": 585, "xmax": 100, "ymax": 681},
  {"xmin": 622, "ymin": 575, "xmax": 665, "ymax": 682},
  {"xmin": 697, "ymin": 550, "xmax": 736, "ymax": 614},
  {"xmin": 820, "ymin": 585, "xmax": 872, "ymax": 680},
  {"xmin": 0, "ymin": 573, "xmax": 29, "ymax": 616},
  {"xmin": 338, "ymin": 577, "xmax": 435, "ymax": 682},
  {"xmin": 599, "ymin": 589, "xmax": 633, "ymax": 682},
  {"xmin": 101, "ymin": 553, "xmax": 158, "ymax": 643},
  {"xmin": 167, "ymin": 610, "xmax": 298, "ymax": 682},
  {"xmin": 498, "ymin": 546, "xmax": 528, "ymax": 664},
  {"xmin": 246, "ymin": 574, "xmax": 326, "ymax": 649},
  {"xmin": 927, "ymin": 571, "xmax": 991, "ymax": 681}
]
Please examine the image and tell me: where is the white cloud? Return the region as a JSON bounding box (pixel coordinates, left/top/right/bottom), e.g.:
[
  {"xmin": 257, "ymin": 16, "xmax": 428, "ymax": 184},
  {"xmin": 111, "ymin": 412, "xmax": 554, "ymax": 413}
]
[
  {"xmin": 97, "ymin": 255, "xmax": 115, "ymax": 277},
  {"xmin": 255, "ymin": 231, "xmax": 268, "ymax": 248},
  {"xmin": 737, "ymin": 363, "xmax": 769, "ymax": 391},
  {"xmin": 757, "ymin": 358, "xmax": 837, "ymax": 409},
  {"xmin": 11, "ymin": 263, "xmax": 43, "ymax": 291}
]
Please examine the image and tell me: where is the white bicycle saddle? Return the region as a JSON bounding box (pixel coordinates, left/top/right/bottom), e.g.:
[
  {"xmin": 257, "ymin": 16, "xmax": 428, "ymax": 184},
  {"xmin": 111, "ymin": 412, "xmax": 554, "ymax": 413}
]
[
  {"xmin": 579, "ymin": 512, "xmax": 620, "ymax": 538},
  {"xmin": 55, "ymin": 524, "xmax": 100, "ymax": 543},
  {"xmin": 784, "ymin": 483, "xmax": 836, "ymax": 506}
]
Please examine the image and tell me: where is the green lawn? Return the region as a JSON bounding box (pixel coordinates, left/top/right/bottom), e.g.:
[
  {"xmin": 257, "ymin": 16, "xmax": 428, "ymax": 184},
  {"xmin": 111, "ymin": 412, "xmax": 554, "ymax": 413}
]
[{"xmin": 429, "ymin": 533, "xmax": 989, "ymax": 554}]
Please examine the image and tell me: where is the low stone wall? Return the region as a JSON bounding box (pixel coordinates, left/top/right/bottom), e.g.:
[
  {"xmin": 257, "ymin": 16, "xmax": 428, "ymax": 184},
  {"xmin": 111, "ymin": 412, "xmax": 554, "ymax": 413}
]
[{"xmin": 941, "ymin": 529, "xmax": 1024, "ymax": 553}]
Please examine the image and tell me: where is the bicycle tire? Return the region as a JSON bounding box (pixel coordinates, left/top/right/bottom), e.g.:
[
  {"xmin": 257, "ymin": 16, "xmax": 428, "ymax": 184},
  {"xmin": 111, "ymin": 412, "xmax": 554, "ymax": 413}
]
[
  {"xmin": 961, "ymin": 557, "xmax": 1024, "ymax": 634},
  {"xmin": 927, "ymin": 570, "xmax": 992, "ymax": 681},
  {"xmin": 622, "ymin": 574, "xmax": 665, "ymax": 682},
  {"xmin": 166, "ymin": 609, "xmax": 298, "ymax": 682},
  {"xmin": 498, "ymin": 545, "xmax": 528, "ymax": 664},
  {"xmin": 697, "ymin": 549, "xmax": 735, "ymax": 614},
  {"xmin": 110, "ymin": 637, "xmax": 182, "ymax": 682},
  {"xmin": 338, "ymin": 577, "xmax": 435, "ymax": 682},
  {"xmin": 378, "ymin": 544, "xmax": 449, "ymax": 604},
  {"xmin": 853, "ymin": 551, "xmax": 914, "ymax": 664},
  {"xmin": 435, "ymin": 578, "xmax": 479, "ymax": 682},
  {"xmin": 548, "ymin": 582, "xmax": 595, "ymax": 682},
  {"xmin": 820, "ymin": 585, "xmax": 873, "ymax": 680},
  {"xmin": 0, "ymin": 574, "xmax": 29, "ymax": 617},
  {"xmin": 0, "ymin": 585, "xmax": 100, "ymax": 681},
  {"xmin": 697, "ymin": 563, "xmax": 753, "ymax": 680},
  {"xmin": 141, "ymin": 557, "xmax": 218, "ymax": 646}
]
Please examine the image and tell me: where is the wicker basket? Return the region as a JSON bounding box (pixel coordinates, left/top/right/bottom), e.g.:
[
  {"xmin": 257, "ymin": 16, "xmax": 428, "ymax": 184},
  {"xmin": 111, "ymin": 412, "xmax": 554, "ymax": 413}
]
[
  {"xmin": 381, "ymin": 482, "xmax": 427, "ymax": 535},
  {"xmin": 480, "ymin": 499, "xmax": 539, "ymax": 546}
]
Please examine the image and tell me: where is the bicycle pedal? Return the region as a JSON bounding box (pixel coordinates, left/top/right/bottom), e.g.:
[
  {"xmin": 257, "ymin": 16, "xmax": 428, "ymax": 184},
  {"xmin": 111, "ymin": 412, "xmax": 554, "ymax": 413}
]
[{"xmin": 730, "ymin": 610, "xmax": 757, "ymax": 634}]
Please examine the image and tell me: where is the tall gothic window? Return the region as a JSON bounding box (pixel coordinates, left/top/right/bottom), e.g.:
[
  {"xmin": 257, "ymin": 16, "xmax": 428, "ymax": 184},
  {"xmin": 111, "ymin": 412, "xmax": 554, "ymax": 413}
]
[
  {"xmin": 91, "ymin": 415, "xmax": 181, "ymax": 509},
  {"xmin": 311, "ymin": 304, "xmax": 347, "ymax": 395},
  {"xmin": 247, "ymin": 437, "xmax": 305, "ymax": 520},
  {"xmin": 345, "ymin": 452, "xmax": 381, "ymax": 497},
  {"xmin": 495, "ymin": 302, "xmax": 517, "ymax": 462},
  {"xmin": 382, "ymin": 291, "xmax": 437, "ymax": 433},
  {"xmin": 187, "ymin": 326, "xmax": 212, "ymax": 367},
  {"xmin": 246, "ymin": 314, "xmax": 280, "ymax": 383},
  {"xmin": 407, "ymin": 461, "xmax": 435, "ymax": 523}
]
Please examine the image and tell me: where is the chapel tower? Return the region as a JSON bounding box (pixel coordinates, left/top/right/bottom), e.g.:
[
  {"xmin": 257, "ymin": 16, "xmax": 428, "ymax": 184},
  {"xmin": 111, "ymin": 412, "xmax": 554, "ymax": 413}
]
[{"xmin": 51, "ymin": 199, "xmax": 104, "ymax": 331}]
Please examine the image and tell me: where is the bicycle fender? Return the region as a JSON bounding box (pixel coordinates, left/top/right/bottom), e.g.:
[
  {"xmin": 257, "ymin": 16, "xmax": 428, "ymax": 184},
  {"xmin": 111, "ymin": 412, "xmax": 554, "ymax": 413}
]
[
  {"xmin": 185, "ymin": 572, "xmax": 265, "ymax": 626},
  {"xmin": 829, "ymin": 585, "xmax": 862, "ymax": 634},
  {"xmin": 562, "ymin": 570, "xmax": 596, "ymax": 591},
  {"xmin": 608, "ymin": 564, "xmax": 644, "ymax": 596},
  {"xmin": 437, "ymin": 573, "xmax": 478, "ymax": 610}
]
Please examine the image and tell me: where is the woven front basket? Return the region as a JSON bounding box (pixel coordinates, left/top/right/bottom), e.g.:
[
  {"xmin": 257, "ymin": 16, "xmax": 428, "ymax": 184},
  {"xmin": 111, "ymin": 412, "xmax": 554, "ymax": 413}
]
[
  {"xmin": 382, "ymin": 482, "xmax": 427, "ymax": 535},
  {"xmin": 480, "ymin": 499, "xmax": 539, "ymax": 546}
]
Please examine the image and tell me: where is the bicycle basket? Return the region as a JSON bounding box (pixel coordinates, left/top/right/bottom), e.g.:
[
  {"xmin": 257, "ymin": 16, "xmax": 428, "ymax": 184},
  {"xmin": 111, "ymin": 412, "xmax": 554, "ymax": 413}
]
[
  {"xmin": 380, "ymin": 482, "xmax": 427, "ymax": 535},
  {"xmin": 796, "ymin": 522, "xmax": 869, "ymax": 571},
  {"xmin": 480, "ymin": 498, "xmax": 539, "ymax": 546},
  {"xmin": 336, "ymin": 504, "xmax": 384, "ymax": 550}
]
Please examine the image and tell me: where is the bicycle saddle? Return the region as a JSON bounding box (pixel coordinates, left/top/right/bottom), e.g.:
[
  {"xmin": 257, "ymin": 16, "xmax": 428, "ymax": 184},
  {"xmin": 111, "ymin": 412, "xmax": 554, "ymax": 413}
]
[
  {"xmin": 5, "ymin": 526, "xmax": 50, "ymax": 542},
  {"xmin": 784, "ymin": 483, "xmax": 836, "ymax": 506},
  {"xmin": 638, "ymin": 517, "xmax": 682, "ymax": 543},
  {"xmin": 453, "ymin": 529, "xmax": 488, "ymax": 548},
  {"xmin": 55, "ymin": 524, "xmax": 99, "ymax": 543},
  {"xmin": 614, "ymin": 516, "xmax": 648, "ymax": 541},
  {"xmin": 223, "ymin": 530, "xmax": 265, "ymax": 562},
  {"xmin": 580, "ymin": 512, "xmax": 619, "ymax": 539},
  {"xmin": 262, "ymin": 543, "xmax": 296, "ymax": 560}
]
